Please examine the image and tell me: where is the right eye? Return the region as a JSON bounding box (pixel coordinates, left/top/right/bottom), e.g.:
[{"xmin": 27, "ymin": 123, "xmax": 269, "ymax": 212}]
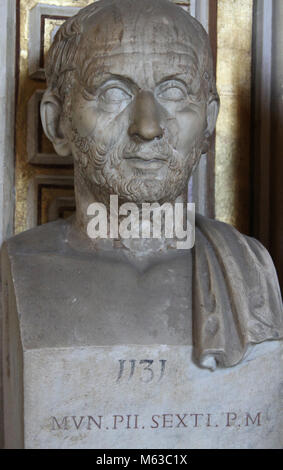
[
  {"xmin": 157, "ymin": 86, "xmax": 187, "ymax": 102},
  {"xmin": 100, "ymin": 87, "xmax": 132, "ymax": 103}
]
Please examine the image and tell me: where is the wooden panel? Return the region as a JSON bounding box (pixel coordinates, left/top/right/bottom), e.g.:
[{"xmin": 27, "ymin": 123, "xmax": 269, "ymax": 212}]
[{"xmin": 26, "ymin": 175, "xmax": 74, "ymax": 227}]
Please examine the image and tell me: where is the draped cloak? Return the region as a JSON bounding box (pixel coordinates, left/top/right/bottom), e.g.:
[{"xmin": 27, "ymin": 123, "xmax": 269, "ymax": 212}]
[{"xmin": 194, "ymin": 214, "xmax": 283, "ymax": 370}]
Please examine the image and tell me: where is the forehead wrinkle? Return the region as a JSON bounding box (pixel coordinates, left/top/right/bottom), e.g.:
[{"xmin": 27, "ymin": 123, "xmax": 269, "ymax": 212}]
[
  {"xmin": 78, "ymin": 51, "xmax": 200, "ymax": 88},
  {"xmin": 79, "ymin": 71, "xmax": 139, "ymax": 90},
  {"xmin": 79, "ymin": 67, "xmax": 200, "ymax": 92},
  {"xmin": 79, "ymin": 50, "xmax": 200, "ymax": 61},
  {"xmin": 156, "ymin": 72, "xmax": 199, "ymax": 85},
  {"xmin": 79, "ymin": 31, "xmax": 201, "ymax": 65}
]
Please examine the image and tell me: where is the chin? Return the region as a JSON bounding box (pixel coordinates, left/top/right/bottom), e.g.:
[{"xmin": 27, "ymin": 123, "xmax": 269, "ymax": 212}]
[{"xmin": 110, "ymin": 175, "xmax": 186, "ymax": 204}]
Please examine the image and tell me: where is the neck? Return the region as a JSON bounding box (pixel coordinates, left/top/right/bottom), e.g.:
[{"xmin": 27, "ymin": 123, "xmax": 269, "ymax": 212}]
[{"xmin": 72, "ymin": 167, "xmax": 189, "ymax": 255}]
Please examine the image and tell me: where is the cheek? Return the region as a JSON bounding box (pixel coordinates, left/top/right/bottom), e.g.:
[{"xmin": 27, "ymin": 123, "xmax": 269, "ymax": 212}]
[
  {"xmin": 174, "ymin": 106, "xmax": 207, "ymax": 151},
  {"xmin": 71, "ymin": 93, "xmax": 106, "ymax": 137},
  {"xmin": 71, "ymin": 96, "xmax": 129, "ymax": 140},
  {"xmin": 71, "ymin": 97, "xmax": 99, "ymax": 137}
]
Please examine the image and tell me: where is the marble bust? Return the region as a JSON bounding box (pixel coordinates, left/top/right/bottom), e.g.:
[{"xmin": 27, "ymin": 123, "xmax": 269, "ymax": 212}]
[
  {"xmin": 3, "ymin": 0, "xmax": 283, "ymax": 370},
  {"xmin": 2, "ymin": 0, "xmax": 283, "ymax": 450}
]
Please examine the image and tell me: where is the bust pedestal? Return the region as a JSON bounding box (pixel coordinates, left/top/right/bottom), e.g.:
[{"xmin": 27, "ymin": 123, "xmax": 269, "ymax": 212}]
[
  {"xmin": 2, "ymin": 225, "xmax": 283, "ymax": 449},
  {"xmin": 3, "ymin": 335, "xmax": 283, "ymax": 449}
]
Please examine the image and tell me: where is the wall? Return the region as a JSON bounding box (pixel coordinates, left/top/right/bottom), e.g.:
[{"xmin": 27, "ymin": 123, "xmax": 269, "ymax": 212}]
[
  {"xmin": 0, "ymin": 0, "xmax": 17, "ymax": 450},
  {"xmin": 270, "ymin": 0, "xmax": 283, "ymax": 289}
]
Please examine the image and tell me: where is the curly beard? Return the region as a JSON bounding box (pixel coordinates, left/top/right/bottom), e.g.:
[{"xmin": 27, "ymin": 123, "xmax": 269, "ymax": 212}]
[{"xmin": 71, "ymin": 127, "xmax": 202, "ymax": 204}]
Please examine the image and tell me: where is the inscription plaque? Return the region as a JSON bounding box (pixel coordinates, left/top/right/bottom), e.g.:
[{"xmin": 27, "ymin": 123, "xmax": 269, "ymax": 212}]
[{"xmin": 23, "ymin": 344, "xmax": 282, "ymax": 449}]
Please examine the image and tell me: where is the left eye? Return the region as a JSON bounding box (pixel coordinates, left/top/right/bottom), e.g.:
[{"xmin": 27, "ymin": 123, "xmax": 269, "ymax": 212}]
[
  {"xmin": 101, "ymin": 87, "xmax": 132, "ymax": 103},
  {"xmin": 157, "ymin": 86, "xmax": 186, "ymax": 101}
]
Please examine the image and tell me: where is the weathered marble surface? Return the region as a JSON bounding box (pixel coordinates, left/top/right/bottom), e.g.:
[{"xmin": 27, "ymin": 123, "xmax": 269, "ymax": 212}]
[
  {"xmin": 2, "ymin": 0, "xmax": 283, "ymax": 449},
  {"xmin": 3, "ymin": 223, "xmax": 283, "ymax": 449},
  {"xmin": 7, "ymin": 341, "xmax": 283, "ymax": 449}
]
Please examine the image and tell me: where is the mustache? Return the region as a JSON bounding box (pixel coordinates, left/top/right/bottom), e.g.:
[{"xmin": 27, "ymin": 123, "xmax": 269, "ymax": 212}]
[
  {"xmin": 97, "ymin": 136, "xmax": 180, "ymax": 170},
  {"xmin": 123, "ymin": 140, "xmax": 172, "ymax": 161}
]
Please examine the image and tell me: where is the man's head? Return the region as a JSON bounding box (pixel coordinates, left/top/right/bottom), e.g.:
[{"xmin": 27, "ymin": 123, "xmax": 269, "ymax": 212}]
[{"xmin": 41, "ymin": 0, "xmax": 219, "ymax": 204}]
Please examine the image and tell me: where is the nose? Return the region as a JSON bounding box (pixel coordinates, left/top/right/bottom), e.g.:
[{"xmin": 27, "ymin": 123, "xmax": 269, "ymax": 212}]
[{"xmin": 128, "ymin": 91, "xmax": 164, "ymax": 141}]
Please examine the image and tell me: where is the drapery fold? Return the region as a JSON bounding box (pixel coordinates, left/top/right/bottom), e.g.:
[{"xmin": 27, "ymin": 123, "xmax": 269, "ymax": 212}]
[{"xmin": 193, "ymin": 214, "xmax": 283, "ymax": 370}]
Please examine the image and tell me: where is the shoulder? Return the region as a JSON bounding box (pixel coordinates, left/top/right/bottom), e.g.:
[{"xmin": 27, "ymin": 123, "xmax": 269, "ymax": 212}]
[
  {"xmin": 3, "ymin": 218, "xmax": 70, "ymax": 257},
  {"xmin": 195, "ymin": 213, "xmax": 276, "ymax": 269},
  {"xmin": 194, "ymin": 215, "xmax": 283, "ymax": 366},
  {"xmin": 195, "ymin": 214, "xmax": 282, "ymax": 318}
]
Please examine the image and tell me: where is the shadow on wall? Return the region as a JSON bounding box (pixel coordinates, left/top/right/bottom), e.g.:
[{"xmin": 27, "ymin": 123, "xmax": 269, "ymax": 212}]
[{"xmin": 270, "ymin": 79, "xmax": 283, "ymax": 293}]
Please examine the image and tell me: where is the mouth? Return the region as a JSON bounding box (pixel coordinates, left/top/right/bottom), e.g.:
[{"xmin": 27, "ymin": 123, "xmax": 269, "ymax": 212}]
[{"xmin": 124, "ymin": 154, "xmax": 168, "ymax": 170}]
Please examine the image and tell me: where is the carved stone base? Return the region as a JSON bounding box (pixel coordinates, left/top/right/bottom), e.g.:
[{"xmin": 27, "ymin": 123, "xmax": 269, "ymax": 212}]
[{"xmin": 3, "ymin": 337, "xmax": 283, "ymax": 448}]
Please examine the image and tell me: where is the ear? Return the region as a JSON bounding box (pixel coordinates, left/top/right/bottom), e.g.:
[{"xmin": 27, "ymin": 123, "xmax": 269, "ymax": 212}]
[
  {"xmin": 40, "ymin": 89, "xmax": 71, "ymax": 157},
  {"xmin": 202, "ymin": 96, "xmax": 220, "ymax": 154}
]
